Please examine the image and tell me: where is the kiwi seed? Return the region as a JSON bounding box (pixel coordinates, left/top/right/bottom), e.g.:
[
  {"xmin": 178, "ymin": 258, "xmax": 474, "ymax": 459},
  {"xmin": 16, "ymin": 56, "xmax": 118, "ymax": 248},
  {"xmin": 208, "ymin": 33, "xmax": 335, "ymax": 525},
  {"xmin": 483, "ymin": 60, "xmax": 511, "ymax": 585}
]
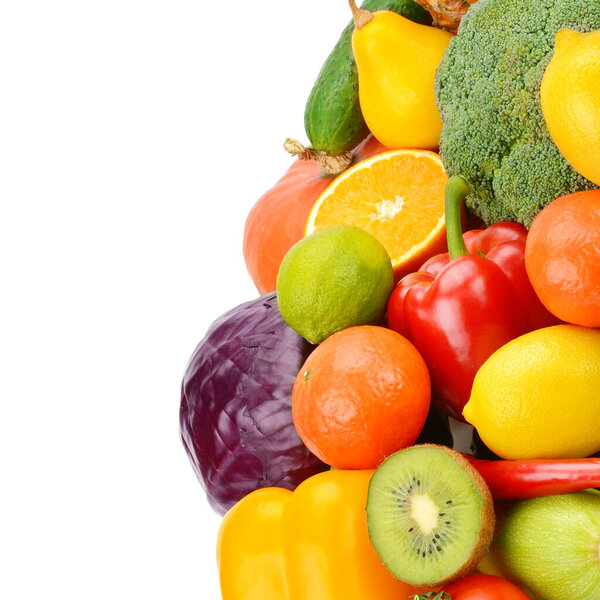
[{"xmin": 366, "ymin": 444, "xmax": 495, "ymax": 586}]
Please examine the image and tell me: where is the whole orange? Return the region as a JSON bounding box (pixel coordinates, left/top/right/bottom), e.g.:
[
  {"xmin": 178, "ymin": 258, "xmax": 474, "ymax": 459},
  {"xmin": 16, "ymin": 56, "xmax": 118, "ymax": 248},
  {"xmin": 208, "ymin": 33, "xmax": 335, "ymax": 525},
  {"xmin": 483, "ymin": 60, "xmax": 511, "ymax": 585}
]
[
  {"xmin": 525, "ymin": 191, "xmax": 600, "ymax": 327},
  {"xmin": 292, "ymin": 326, "xmax": 430, "ymax": 469}
]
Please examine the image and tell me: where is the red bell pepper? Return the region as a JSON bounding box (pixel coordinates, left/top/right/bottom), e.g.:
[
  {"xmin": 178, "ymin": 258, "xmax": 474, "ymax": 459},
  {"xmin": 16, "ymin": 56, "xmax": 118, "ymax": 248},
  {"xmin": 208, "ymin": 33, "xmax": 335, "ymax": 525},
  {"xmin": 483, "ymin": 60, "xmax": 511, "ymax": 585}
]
[
  {"xmin": 387, "ymin": 176, "xmax": 558, "ymax": 420},
  {"xmin": 466, "ymin": 456, "xmax": 600, "ymax": 500}
]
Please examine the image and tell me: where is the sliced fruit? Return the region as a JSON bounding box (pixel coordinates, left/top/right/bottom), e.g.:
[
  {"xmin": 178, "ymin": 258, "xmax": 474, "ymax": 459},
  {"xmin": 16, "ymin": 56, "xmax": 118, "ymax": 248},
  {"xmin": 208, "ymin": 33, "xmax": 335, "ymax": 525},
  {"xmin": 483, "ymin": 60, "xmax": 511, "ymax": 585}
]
[
  {"xmin": 243, "ymin": 134, "xmax": 386, "ymax": 294},
  {"xmin": 305, "ymin": 149, "xmax": 448, "ymax": 280},
  {"xmin": 366, "ymin": 445, "xmax": 494, "ymax": 586}
]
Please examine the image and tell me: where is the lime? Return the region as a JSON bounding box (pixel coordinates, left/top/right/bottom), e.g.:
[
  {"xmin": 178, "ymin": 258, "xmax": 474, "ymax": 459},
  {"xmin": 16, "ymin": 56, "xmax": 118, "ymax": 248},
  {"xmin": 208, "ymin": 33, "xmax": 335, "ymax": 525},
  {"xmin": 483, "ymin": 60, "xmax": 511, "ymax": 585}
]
[
  {"xmin": 276, "ymin": 226, "xmax": 394, "ymax": 344},
  {"xmin": 463, "ymin": 325, "xmax": 600, "ymax": 460}
]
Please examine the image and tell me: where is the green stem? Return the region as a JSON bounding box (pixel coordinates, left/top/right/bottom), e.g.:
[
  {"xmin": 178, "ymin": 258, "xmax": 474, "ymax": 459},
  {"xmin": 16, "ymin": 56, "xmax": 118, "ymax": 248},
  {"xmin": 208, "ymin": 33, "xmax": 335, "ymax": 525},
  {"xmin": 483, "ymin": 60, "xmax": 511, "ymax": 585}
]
[{"xmin": 445, "ymin": 175, "xmax": 471, "ymax": 261}]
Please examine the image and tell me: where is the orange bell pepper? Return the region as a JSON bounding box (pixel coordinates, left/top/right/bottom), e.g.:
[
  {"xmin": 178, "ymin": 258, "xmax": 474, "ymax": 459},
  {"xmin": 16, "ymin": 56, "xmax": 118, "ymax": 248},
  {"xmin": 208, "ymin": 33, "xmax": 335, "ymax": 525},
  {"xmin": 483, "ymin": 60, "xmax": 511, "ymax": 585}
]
[{"xmin": 217, "ymin": 469, "xmax": 424, "ymax": 600}]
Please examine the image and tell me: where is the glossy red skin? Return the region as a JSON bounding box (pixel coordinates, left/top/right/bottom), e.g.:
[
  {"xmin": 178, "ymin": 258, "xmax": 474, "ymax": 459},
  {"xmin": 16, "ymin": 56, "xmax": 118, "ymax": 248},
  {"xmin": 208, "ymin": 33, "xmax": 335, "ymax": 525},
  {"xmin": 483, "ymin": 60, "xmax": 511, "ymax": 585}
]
[
  {"xmin": 387, "ymin": 223, "xmax": 559, "ymax": 420},
  {"xmin": 466, "ymin": 455, "xmax": 600, "ymax": 500},
  {"xmin": 443, "ymin": 574, "xmax": 531, "ymax": 600}
]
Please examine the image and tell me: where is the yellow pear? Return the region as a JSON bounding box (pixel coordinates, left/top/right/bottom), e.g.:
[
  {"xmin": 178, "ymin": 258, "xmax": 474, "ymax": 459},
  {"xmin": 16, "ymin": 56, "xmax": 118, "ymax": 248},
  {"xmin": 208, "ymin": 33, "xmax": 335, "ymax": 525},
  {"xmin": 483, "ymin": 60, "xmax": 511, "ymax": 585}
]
[{"xmin": 349, "ymin": 0, "xmax": 453, "ymax": 149}]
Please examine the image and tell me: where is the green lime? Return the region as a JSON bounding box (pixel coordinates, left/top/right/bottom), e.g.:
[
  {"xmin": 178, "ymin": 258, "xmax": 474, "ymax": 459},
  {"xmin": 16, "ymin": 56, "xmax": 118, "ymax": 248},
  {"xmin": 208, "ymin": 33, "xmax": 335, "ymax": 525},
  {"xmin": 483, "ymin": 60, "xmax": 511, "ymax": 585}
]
[{"xmin": 276, "ymin": 225, "xmax": 394, "ymax": 344}]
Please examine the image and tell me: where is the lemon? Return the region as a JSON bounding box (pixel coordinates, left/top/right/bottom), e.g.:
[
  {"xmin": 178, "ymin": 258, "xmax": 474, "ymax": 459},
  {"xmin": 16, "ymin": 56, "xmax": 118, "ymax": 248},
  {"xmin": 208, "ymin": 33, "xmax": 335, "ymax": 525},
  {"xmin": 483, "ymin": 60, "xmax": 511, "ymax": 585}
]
[
  {"xmin": 541, "ymin": 29, "xmax": 600, "ymax": 186},
  {"xmin": 276, "ymin": 226, "xmax": 394, "ymax": 344},
  {"xmin": 463, "ymin": 325, "xmax": 600, "ymax": 460}
]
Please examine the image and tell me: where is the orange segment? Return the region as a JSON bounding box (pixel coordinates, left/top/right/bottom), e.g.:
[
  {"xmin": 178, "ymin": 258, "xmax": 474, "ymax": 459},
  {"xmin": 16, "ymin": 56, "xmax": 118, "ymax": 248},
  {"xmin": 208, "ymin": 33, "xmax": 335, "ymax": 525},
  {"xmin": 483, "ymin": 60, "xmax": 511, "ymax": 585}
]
[{"xmin": 305, "ymin": 149, "xmax": 448, "ymax": 279}]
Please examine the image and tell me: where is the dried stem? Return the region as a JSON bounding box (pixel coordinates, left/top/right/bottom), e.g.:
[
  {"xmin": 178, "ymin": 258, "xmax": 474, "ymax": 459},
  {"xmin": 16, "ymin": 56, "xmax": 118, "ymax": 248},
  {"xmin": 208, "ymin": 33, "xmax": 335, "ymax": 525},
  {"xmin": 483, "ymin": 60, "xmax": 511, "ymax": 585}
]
[
  {"xmin": 348, "ymin": 0, "xmax": 374, "ymax": 29},
  {"xmin": 284, "ymin": 138, "xmax": 353, "ymax": 176},
  {"xmin": 413, "ymin": 0, "xmax": 477, "ymax": 32}
]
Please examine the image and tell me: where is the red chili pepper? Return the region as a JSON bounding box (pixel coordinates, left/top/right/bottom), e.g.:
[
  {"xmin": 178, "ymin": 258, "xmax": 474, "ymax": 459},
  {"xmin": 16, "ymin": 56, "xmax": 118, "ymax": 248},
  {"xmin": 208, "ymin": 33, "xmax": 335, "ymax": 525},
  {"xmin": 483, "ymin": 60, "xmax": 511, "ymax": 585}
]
[
  {"xmin": 465, "ymin": 455, "xmax": 600, "ymax": 500},
  {"xmin": 387, "ymin": 176, "xmax": 558, "ymax": 420}
]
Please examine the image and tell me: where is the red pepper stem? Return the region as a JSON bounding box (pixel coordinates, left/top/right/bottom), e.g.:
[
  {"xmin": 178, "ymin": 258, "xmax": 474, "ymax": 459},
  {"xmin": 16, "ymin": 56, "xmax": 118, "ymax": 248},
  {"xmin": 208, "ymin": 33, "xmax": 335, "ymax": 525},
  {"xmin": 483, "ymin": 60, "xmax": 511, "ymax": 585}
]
[{"xmin": 445, "ymin": 175, "xmax": 471, "ymax": 260}]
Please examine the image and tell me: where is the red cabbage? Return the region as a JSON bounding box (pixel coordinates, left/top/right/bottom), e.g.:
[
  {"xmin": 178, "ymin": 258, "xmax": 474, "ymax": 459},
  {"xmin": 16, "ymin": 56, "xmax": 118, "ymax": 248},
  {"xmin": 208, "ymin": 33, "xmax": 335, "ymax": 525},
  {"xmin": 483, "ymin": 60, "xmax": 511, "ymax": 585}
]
[{"xmin": 180, "ymin": 293, "xmax": 327, "ymax": 514}]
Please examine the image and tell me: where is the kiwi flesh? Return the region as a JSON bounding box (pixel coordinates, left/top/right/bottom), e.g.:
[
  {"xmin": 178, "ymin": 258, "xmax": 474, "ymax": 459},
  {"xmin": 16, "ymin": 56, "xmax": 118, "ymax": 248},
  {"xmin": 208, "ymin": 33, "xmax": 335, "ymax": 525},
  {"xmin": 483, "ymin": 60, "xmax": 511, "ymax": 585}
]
[{"xmin": 366, "ymin": 444, "xmax": 495, "ymax": 586}]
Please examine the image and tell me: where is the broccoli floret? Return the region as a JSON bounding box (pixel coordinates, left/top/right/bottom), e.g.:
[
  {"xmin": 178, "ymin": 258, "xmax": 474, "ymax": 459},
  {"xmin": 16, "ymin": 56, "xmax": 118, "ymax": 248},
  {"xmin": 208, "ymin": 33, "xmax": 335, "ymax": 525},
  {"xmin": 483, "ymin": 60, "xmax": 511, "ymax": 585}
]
[{"xmin": 435, "ymin": 0, "xmax": 600, "ymax": 227}]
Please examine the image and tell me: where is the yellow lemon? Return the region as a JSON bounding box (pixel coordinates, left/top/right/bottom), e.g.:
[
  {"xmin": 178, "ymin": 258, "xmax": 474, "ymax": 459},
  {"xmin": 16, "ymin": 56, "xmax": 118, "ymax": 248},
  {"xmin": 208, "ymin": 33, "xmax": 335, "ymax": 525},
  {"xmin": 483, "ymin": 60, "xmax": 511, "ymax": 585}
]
[
  {"xmin": 463, "ymin": 325, "xmax": 600, "ymax": 460},
  {"xmin": 541, "ymin": 29, "xmax": 600, "ymax": 186}
]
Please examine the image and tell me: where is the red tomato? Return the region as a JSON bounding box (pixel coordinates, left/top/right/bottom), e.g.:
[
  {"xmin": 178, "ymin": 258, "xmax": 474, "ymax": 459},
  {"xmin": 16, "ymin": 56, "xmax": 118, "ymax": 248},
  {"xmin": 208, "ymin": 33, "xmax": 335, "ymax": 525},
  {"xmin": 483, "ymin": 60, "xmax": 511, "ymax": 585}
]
[{"xmin": 441, "ymin": 574, "xmax": 531, "ymax": 600}]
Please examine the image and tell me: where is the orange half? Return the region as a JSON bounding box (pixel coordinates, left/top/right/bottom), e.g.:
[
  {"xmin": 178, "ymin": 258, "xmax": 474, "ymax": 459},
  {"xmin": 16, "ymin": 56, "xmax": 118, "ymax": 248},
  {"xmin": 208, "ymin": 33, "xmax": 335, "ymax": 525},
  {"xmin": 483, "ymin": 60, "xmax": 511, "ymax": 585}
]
[{"xmin": 305, "ymin": 149, "xmax": 448, "ymax": 280}]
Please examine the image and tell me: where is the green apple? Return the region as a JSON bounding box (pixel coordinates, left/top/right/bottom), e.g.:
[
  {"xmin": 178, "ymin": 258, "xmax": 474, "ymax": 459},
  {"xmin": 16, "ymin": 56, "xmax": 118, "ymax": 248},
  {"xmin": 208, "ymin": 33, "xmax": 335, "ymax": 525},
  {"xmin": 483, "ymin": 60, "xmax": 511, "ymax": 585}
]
[{"xmin": 483, "ymin": 491, "xmax": 600, "ymax": 600}]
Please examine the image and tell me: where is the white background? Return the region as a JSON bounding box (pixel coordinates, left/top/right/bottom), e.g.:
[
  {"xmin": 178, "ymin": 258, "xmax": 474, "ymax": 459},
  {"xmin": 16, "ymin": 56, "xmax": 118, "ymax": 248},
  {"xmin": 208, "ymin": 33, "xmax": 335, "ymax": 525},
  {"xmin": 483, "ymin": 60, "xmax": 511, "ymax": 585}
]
[{"xmin": 0, "ymin": 1, "xmax": 355, "ymax": 598}]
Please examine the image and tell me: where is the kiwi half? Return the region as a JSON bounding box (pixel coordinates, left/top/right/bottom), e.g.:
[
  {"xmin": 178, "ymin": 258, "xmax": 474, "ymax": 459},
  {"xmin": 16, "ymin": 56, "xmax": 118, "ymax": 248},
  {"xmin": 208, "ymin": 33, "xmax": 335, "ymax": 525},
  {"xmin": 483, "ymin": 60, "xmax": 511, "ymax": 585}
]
[{"xmin": 366, "ymin": 444, "xmax": 495, "ymax": 586}]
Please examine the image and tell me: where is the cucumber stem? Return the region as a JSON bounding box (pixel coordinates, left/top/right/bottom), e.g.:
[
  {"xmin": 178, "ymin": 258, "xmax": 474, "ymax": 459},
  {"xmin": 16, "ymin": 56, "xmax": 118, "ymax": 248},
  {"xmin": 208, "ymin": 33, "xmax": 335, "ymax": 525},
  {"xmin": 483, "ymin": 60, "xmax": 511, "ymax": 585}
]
[
  {"xmin": 283, "ymin": 138, "xmax": 353, "ymax": 176},
  {"xmin": 445, "ymin": 175, "xmax": 471, "ymax": 260},
  {"xmin": 348, "ymin": 0, "xmax": 374, "ymax": 28}
]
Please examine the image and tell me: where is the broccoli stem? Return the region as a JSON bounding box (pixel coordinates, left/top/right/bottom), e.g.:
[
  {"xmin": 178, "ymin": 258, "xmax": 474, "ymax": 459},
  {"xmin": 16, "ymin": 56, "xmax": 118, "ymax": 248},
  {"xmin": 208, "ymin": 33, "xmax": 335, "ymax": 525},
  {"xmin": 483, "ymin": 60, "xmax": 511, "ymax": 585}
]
[{"xmin": 445, "ymin": 175, "xmax": 471, "ymax": 260}]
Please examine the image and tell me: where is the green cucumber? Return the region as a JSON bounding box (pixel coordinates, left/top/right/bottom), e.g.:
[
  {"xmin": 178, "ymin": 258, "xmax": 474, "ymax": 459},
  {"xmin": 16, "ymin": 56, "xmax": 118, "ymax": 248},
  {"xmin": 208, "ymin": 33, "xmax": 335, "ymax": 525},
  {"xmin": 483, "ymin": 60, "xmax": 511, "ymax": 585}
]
[{"xmin": 304, "ymin": 0, "xmax": 432, "ymax": 157}]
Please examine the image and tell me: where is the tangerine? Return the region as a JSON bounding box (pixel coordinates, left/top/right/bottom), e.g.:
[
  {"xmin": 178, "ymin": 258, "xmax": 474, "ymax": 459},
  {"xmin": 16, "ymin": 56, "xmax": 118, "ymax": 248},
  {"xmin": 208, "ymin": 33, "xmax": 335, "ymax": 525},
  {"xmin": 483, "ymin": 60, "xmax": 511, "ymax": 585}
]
[
  {"xmin": 525, "ymin": 191, "xmax": 600, "ymax": 328},
  {"xmin": 292, "ymin": 326, "xmax": 430, "ymax": 469}
]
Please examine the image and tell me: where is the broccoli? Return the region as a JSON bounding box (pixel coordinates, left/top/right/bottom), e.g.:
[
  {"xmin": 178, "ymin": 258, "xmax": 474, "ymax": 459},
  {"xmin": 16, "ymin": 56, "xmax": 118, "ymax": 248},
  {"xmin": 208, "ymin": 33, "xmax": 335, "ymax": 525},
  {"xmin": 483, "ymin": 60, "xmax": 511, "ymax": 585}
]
[{"xmin": 435, "ymin": 0, "xmax": 600, "ymax": 227}]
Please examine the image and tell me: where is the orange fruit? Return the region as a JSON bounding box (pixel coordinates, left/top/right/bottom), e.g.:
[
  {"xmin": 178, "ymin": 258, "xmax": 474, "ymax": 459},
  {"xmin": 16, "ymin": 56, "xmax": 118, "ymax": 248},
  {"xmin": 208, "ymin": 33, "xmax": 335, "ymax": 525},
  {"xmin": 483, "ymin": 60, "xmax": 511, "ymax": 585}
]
[
  {"xmin": 243, "ymin": 135, "xmax": 387, "ymax": 294},
  {"xmin": 305, "ymin": 149, "xmax": 448, "ymax": 281},
  {"xmin": 525, "ymin": 191, "xmax": 600, "ymax": 328},
  {"xmin": 292, "ymin": 326, "xmax": 431, "ymax": 470}
]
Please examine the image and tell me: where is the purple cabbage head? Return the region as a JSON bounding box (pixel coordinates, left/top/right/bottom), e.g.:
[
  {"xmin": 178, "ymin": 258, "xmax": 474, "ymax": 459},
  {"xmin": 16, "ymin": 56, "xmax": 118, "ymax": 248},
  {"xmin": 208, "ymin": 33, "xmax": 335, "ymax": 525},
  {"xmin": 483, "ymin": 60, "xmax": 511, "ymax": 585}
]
[{"xmin": 180, "ymin": 293, "xmax": 327, "ymax": 515}]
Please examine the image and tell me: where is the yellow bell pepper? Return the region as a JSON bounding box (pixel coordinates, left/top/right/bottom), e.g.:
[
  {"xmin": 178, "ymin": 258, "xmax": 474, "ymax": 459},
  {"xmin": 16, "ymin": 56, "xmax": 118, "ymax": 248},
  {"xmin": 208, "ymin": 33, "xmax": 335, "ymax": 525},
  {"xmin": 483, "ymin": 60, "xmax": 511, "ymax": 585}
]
[{"xmin": 216, "ymin": 469, "xmax": 424, "ymax": 600}]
